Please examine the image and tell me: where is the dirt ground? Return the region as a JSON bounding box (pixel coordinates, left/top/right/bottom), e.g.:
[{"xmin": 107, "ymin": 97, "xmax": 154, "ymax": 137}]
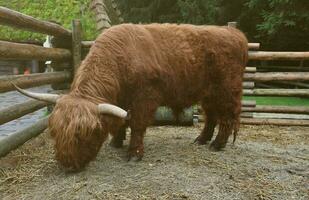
[{"xmin": 0, "ymin": 124, "xmax": 308, "ymax": 200}]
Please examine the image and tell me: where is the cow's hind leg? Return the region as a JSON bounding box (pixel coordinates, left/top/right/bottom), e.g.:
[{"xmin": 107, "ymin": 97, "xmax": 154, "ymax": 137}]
[
  {"xmin": 210, "ymin": 120, "xmax": 235, "ymax": 150},
  {"xmin": 210, "ymin": 91, "xmax": 241, "ymax": 151},
  {"xmin": 194, "ymin": 105, "xmax": 217, "ymax": 145}
]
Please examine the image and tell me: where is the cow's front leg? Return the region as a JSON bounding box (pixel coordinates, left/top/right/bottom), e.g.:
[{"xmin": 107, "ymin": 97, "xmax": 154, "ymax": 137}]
[
  {"xmin": 127, "ymin": 127, "xmax": 146, "ymax": 161},
  {"xmin": 127, "ymin": 93, "xmax": 161, "ymax": 161},
  {"xmin": 110, "ymin": 127, "xmax": 126, "ymax": 148}
]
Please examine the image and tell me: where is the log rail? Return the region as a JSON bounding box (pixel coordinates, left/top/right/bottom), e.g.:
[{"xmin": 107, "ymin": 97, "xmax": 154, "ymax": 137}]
[
  {"xmin": 0, "ymin": 6, "xmax": 71, "ymax": 37},
  {"xmin": 0, "ymin": 41, "xmax": 71, "ymax": 61},
  {"xmin": 0, "ymin": 71, "xmax": 71, "ymax": 93},
  {"xmin": 0, "ymin": 7, "xmax": 76, "ymax": 157}
]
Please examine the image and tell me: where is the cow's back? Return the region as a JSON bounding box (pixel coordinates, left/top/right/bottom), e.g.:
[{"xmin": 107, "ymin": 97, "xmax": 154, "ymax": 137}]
[{"xmin": 83, "ymin": 24, "xmax": 248, "ymax": 108}]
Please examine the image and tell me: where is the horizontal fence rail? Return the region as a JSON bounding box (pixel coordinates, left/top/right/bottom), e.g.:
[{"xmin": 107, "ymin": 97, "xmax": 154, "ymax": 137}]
[
  {"xmin": 244, "ymin": 72, "xmax": 309, "ymax": 82},
  {"xmin": 196, "ymin": 115, "xmax": 309, "ymax": 126},
  {"xmin": 241, "ymin": 100, "xmax": 256, "ymax": 107},
  {"xmin": 249, "ymin": 51, "xmax": 309, "ymax": 60},
  {"xmin": 0, "ymin": 71, "xmax": 71, "ymax": 93},
  {"xmin": 0, "ymin": 116, "xmax": 49, "ymax": 157},
  {"xmin": 245, "ymin": 67, "xmax": 256, "ymax": 73},
  {"xmin": 250, "ymin": 113, "xmax": 309, "ymax": 120},
  {"xmin": 243, "ymin": 82, "xmax": 255, "ymax": 89},
  {"xmin": 244, "ymin": 89, "xmax": 309, "ymax": 97},
  {"xmin": 248, "ymin": 43, "xmax": 260, "ymax": 50},
  {"xmin": 240, "ymin": 118, "xmax": 309, "ymax": 126},
  {"xmin": 81, "ymin": 41, "xmax": 94, "ymax": 48},
  {"xmin": 0, "ymin": 41, "xmax": 71, "ymax": 61},
  {"xmin": 0, "ymin": 6, "xmax": 71, "ymax": 37},
  {"xmin": 242, "ymin": 105, "xmax": 309, "ymax": 115},
  {"xmin": 0, "ymin": 100, "xmax": 49, "ymax": 125}
]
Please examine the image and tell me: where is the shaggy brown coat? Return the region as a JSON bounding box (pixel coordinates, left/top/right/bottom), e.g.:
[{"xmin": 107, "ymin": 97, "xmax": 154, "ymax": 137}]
[{"xmin": 49, "ymin": 24, "xmax": 248, "ymax": 170}]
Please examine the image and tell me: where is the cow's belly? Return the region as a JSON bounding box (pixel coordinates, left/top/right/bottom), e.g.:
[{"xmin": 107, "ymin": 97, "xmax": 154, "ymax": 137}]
[{"xmin": 161, "ymin": 82, "xmax": 205, "ymax": 110}]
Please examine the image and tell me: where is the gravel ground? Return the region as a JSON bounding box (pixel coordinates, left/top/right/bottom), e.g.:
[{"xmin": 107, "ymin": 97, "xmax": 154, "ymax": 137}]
[{"xmin": 0, "ymin": 124, "xmax": 308, "ymax": 200}]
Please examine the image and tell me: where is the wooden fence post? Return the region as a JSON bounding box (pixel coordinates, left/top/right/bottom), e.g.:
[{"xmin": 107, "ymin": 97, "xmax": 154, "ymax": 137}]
[
  {"xmin": 50, "ymin": 21, "xmax": 72, "ymax": 90},
  {"xmin": 72, "ymin": 19, "xmax": 82, "ymax": 75},
  {"xmin": 228, "ymin": 22, "xmax": 237, "ymax": 28}
]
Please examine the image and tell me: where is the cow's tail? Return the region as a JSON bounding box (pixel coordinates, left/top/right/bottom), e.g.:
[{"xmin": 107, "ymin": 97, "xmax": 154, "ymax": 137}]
[
  {"xmin": 232, "ymin": 121, "xmax": 240, "ymax": 144},
  {"xmin": 232, "ymin": 129, "xmax": 238, "ymax": 144}
]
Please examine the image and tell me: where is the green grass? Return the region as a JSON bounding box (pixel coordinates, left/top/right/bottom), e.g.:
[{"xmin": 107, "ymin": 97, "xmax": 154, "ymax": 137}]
[
  {"xmin": 243, "ymin": 96, "xmax": 309, "ymax": 106},
  {"xmin": 0, "ymin": 0, "xmax": 97, "ymax": 41}
]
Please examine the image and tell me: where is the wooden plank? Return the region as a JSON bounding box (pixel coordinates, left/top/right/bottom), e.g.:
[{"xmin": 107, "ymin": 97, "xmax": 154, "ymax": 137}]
[
  {"xmin": 240, "ymin": 112, "xmax": 254, "ymax": 118},
  {"xmin": 252, "ymin": 113, "xmax": 309, "ymax": 120},
  {"xmin": 0, "ymin": 40, "xmax": 71, "ymax": 61},
  {"xmin": 72, "ymin": 19, "xmax": 82, "ymax": 74},
  {"xmin": 0, "ymin": 100, "xmax": 49, "ymax": 125},
  {"xmin": 0, "ymin": 6, "xmax": 71, "ymax": 37},
  {"xmin": 242, "ymin": 105, "xmax": 309, "ymax": 114},
  {"xmin": 244, "ymin": 89, "xmax": 309, "ymax": 97},
  {"xmin": 243, "ymin": 89, "xmax": 254, "ymax": 95},
  {"xmin": 249, "ymin": 51, "xmax": 309, "ymax": 60},
  {"xmin": 0, "ymin": 117, "xmax": 49, "ymax": 158},
  {"xmin": 228, "ymin": 22, "xmax": 237, "ymax": 28},
  {"xmin": 197, "ymin": 115, "xmax": 309, "ymax": 126},
  {"xmin": 242, "ymin": 100, "xmax": 256, "ymax": 107},
  {"xmin": 245, "ymin": 67, "xmax": 256, "ymax": 73},
  {"xmin": 0, "ymin": 71, "xmax": 71, "ymax": 93},
  {"xmin": 82, "ymin": 41, "xmax": 95, "ymax": 48},
  {"xmin": 248, "ymin": 43, "xmax": 260, "ymax": 50},
  {"xmin": 243, "ymin": 82, "xmax": 255, "ymax": 89},
  {"xmin": 240, "ymin": 118, "xmax": 309, "ymax": 126},
  {"xmin": 244, "ymin": 72, "xmax": 309, "ymax": 82}
]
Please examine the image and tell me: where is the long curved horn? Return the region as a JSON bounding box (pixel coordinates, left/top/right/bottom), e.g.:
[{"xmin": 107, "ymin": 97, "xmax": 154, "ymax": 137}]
[
  {"xmin": 98, "ymin": 103, "xmax": 129, "ymax": 119},
  {"xmin": 12, "ymin": 83, "xmax": 59, "ymax": 103}
]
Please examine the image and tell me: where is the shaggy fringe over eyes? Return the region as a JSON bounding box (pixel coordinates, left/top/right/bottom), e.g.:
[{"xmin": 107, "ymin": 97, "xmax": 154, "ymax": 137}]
[{"xmin": 49, "ymin": 96, "xmax": 107, "ymax": 170}]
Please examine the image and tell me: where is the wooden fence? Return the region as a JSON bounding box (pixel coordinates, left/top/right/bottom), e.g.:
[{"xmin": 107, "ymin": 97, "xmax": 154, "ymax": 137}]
[
  {"xmin": 0, "ymin": 6, "xmax": 309, "ymax": 157},
  {"xmin": 0, "ymin": 6, "xmax": 78, "ymax": 157}
]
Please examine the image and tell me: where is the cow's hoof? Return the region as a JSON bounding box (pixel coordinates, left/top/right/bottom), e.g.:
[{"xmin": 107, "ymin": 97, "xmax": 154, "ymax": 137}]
[
  {"xmin": 194, "ymin": 135, "xmax": 210, "ymax": 145},
  {"xmin": 209, "ymin": 141, "xmax": 226, "ymax": 151},
  {"xmin": 110, "ymin": 139, "xmax": 124, "ymax": 148},
  {"xmin": 127, "ymin": 148, "xmax": 144, "ymax": 162}
]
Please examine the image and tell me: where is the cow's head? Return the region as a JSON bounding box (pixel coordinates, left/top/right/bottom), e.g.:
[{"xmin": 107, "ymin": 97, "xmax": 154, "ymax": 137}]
[{"xmin": 13, "ymin": 84, "xmax": 128, "ymax": 171}]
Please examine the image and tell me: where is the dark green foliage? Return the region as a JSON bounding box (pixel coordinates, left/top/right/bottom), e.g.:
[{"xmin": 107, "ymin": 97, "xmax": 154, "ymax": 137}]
[
  {"xmin": 0, "ymin": 0, "xmax": 97, "ymax": 41},
  {"xmin": 117, "ymin": 0, "xmax": 309, "ymax": 50},
  {"xmin": 1, "ymin": 0, "xmax": 307, "ymax": 50},
  {"xmin": 117, "ymin": 0, "xmax": 217, "ymax": 24},
  {"xmin": 243, "ymin": 0, "xmax": 309, "ymax": 50}
]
